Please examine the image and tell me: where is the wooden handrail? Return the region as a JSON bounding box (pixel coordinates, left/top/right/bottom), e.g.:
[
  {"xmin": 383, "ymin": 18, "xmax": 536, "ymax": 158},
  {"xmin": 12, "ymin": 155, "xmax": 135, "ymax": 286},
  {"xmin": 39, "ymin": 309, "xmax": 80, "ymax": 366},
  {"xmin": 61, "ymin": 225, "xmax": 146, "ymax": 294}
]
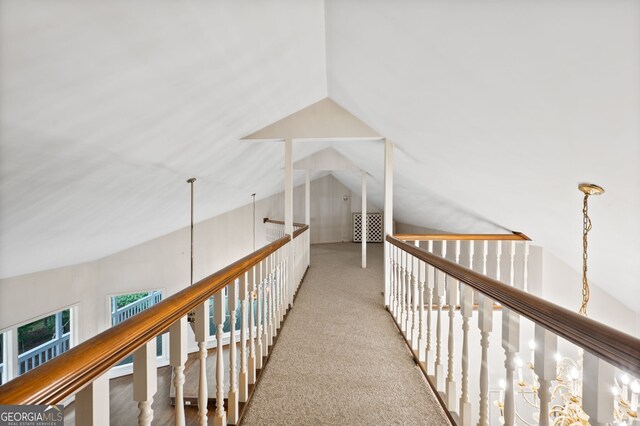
[
  {"xmin": 394, "ymin": 231, "xmax": 530, "ymax": 241},
  {"xmin": 0, "ymin": 235, "xmax": 292, "ymax": 405},
  {"xmin": 263, "ymin": 218, "xmax": 306, "ymax": 229},
  {"xmin": 293, "ymin": 224, "xmax": 310, "ymax": 239},
  {"xmin": 386, "ymin": 235, "xmax": 640, "ymax": 377}
]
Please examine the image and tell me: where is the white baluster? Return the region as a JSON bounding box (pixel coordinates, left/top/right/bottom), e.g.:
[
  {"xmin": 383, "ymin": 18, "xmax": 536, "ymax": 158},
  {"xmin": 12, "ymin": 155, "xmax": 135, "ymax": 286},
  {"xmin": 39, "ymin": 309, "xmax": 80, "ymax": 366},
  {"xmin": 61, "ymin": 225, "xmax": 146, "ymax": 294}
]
[
  {"xmin": 478, "ymin": 293, "xmax": 493, "ymax": 426},
  {"xmin": 133, "ymin": 339, "xmax": 157, "ymax": 426},
  {"xmin": 194, "ymin": 300, "xmax": 209, "ymax": 426},
  {"xmin": 502, "ymin": 308, "xmax": 520, "ymax": 426},
  {"xmin": 255, "ymin": 263, "xmax": 263, "ymax": 369},
  {"xmin": 261, "ymin": 258, "xmax": 269, "ymax": 357},
  {"xmin": 582, "ymin": 351, "xmax": 615, "ymax": 426},
  {"xmin": 435, "ymin": 241, "xmax": 446, "ymax": 392},
  {"xmin": 277, "ymin": 248, "xmax": 284, "ymax": 326},
  {"xmin": 523, "ymin": 241, "xmax": 530, "ymax": 292},
  {"xmin": 416, "ymin": 243, "xmax": 426, "ymax": 362},
  {"xmin": 228, "ymin": 280, "xmax": 239, "ymax": 424},
  {"xmin": 405, "ymin": 251, "xmax": 413, "ymax": 340},
  {"xmin": 399, "ymin": 249, "xmax": 406, "ymax": 331},
  {"xmin": 170, "ymin": 316, "xmax": 187, "ymax": 426},
  {"xmin": 446, "ymin": 240, "xmax": 460, "ymax": 410},
  {"xmin": 239, "ymin": 274, "xmax": 249, "ymax": 403},
  {"xmin": 213, "ymin": 289, "xmax": 227, "ymax": 426},
  {"xmin": 425, "ymin": 240, "xmax": 434, "ymax": 373},
  {"xmin": 75, "ymin": 374, "xmax": 109, "ymax": 426},
  {"xmin": 495, "ymin": 241, "xmax": 503, "ymax": 283},
  {"xmin": 393, "ymin": 246, "xmax": 399, "ymax": 321},
  {"xmin": 459, "ymin": 242, "xmax": 474, "ymax": 426},
  {"xmin": 268, "ymin": 254, "xmax": 275, "ymax": 346},
  {"xmin": 248, "ymin": 267, "xmax": 258, "ymax": 382},
  {"xmin": 534, "ymin": 325, "xmax": 557, "ymax": 426},
  {"xmin": 509, "ymin": 240, "xmax": 516, "ymax": 287},
  {"xmin": 411, "ymin": 251, "xmax": 419, "ymax": 351},
  {"xmin": 477, "ymin": 241, "xmax": 491, "ymax": 426}
]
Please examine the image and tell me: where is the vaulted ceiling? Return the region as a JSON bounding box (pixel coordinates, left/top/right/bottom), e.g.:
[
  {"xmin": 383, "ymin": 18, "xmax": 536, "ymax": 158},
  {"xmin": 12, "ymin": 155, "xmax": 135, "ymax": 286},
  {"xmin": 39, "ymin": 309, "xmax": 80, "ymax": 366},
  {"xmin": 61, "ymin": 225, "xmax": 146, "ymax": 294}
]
[{"xmin": 1, "ymin": 1, "xmax": 638, "ymax": 310}]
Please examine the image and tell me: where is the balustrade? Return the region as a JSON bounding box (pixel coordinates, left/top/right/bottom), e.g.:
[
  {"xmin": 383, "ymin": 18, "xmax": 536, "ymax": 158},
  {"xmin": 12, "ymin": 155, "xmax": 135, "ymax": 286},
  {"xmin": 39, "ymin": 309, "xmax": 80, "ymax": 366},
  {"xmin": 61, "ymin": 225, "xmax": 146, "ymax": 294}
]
[
  {"xmin": 0, "ymin": 224, "xmax": 310, "ymax": 426},
  {"xmin": 388, "ymin": 233, "xmax": 639, "ymax": 426}
]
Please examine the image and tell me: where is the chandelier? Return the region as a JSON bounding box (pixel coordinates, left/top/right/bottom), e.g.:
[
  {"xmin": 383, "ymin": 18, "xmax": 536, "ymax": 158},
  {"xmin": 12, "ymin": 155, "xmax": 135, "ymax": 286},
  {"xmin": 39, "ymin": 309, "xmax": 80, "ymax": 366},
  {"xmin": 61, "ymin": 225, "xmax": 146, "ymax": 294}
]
[{"xmin": 492, "ymin": 183, "xmax": 640, "ymax": 425}]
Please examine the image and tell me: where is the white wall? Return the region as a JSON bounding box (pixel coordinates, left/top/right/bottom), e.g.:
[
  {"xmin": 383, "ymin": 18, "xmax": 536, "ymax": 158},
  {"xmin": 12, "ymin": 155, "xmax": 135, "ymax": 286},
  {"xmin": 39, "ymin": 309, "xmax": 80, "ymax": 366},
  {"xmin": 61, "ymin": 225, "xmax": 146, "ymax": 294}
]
[{"xmin": 0, "ymin": 175, "xmax": 354, "ymax": 343}]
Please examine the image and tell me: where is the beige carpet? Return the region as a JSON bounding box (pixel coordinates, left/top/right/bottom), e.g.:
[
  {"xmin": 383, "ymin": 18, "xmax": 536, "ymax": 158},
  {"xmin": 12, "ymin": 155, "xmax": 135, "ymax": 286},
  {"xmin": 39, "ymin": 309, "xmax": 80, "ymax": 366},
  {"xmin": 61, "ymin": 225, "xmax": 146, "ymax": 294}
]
[{"xmin": 242, "ymin": 243, "xmax": 450, "ymax": 426}]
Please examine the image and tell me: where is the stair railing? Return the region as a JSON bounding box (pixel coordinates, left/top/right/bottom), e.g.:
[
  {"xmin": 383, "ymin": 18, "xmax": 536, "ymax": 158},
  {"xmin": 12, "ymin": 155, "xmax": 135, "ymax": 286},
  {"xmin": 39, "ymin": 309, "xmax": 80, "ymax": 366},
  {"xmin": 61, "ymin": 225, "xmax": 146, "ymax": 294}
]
[
  {"xmin": 0, "ymin": 225, "xmax": 310, "ymax": 426},
  {"xmin": 388, "ymin": 234, "xmax": 640, "ymax": 426}
]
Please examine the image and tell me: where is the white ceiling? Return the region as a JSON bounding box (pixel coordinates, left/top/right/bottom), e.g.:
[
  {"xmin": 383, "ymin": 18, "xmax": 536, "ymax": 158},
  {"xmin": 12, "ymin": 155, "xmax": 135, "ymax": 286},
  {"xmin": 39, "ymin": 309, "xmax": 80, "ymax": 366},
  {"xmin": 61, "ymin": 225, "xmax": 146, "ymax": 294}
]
[
  {"xmin": 1, "ymin": 1, "xmax": 638, "ymax": 310},
  {"xmin": 325, "ymin": 0, "xmax": 640, "ymax": 311}
]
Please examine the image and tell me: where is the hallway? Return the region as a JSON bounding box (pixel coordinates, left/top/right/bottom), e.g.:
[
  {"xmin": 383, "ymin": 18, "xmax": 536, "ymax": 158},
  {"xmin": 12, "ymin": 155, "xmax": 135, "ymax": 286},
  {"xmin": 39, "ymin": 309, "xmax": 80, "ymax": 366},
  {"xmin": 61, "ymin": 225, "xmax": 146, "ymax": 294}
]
[{"xmin": 241, "ymin": 243, "xmax": 449, "ymax": 425}]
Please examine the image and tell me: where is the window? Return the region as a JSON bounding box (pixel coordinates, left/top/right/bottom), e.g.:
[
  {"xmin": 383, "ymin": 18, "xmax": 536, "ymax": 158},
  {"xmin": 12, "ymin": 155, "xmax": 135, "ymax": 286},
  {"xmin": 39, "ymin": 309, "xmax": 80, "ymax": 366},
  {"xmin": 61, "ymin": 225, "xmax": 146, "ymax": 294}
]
[
  {"xmin": 110, "ymin": 291, "xmax": 164, "ymax": 366},
  {"xmin": 0, "ymin": 332, "xmax": 4, "ymax": 385},
  {"xmin": 17, "ymin": 309, "xmax": 71, "ymax": 375}
]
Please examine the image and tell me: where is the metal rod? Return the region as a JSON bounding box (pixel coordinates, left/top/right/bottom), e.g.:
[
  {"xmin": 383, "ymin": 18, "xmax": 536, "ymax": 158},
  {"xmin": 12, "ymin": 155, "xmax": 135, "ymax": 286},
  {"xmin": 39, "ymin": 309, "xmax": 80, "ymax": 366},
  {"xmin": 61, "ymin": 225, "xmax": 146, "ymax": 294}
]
[
  {"xmin": 252, "ymin": 193, "xmax": 256, "ymax": 252},
  {"xmin": 187, "ymin": 178, "xmax": 196, "ymax": 285}
]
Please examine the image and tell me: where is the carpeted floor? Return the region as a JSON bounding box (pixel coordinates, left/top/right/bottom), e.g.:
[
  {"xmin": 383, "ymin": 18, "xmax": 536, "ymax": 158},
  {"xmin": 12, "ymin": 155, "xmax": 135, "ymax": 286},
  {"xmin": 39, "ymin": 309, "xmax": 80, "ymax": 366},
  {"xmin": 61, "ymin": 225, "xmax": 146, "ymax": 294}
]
[{"xmin": 242, "ymin": 243, "xmax": 450, "ymax": 426}]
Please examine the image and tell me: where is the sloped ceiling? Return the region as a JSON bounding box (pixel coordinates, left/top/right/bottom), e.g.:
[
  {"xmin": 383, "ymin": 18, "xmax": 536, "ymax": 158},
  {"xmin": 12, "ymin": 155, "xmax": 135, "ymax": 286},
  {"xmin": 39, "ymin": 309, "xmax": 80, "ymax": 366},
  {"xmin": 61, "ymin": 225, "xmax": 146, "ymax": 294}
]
[
  {"xmin": 1, "ymin": 1, "xmax": 638, "ymax": 312},
  {"xmin": 0, "ymin": 0, "xmax": 327, "ymax": 277},
  {"xmin": 325, "ymin": 0, "xmax": 640, "ymax": 311}
]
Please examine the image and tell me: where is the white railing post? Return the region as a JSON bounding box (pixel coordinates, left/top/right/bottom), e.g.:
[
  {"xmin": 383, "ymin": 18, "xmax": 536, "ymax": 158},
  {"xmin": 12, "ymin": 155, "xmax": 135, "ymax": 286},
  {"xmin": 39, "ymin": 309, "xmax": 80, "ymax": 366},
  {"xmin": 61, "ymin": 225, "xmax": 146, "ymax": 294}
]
[
  {"xmin": 416, "ymin": 242, "xmax": 426, "ymax": 362},
  {"xmin": 435, "ymin": 241, "xmax": 447, "ymax": 392},
  {"xmin": 501, "ymin": 308, "xmax": 520, "ymax": 426},
  {"xmin": 261, "ymin": 259, "xmax": 269, "ymax": 358},
  {"xmin": 399, "ymin": 250, "xmax": 407, "ymax": 332},
  {"xmin": 255, "ymin": 263, "xmax": 264, "ymax": 369},
  {"xmin": 425, "ymin": 240, "xmax": 434, "ymax": 374},
  {"xmin": 267, "ymin": 254, "xmax": 274, "ymax": 347},
  {"xmin": 459, "ymin": 243, "xmax": 473, "ymax": 426},
  {"xmin": 411, "ymin": 252, "xmax": 419, "ymax": 351},
  {"xmin": 194, "ymin": 299, "xmax": 209, "ymax": 426},
  {"xmin": 405, "ymin": 251, "xmax": 413, "ymax": 340},
  {"xmin": 75, "ymin": 373, "xmax": 109, "ymax": 426},
  {"xmin": 248, "ymin": 267, "xmax": 258, "ymax": 381},
  {"xmin": 133, "ymin": 339, "xmax": 157, "ymax": 426},
  {"xmin": 228, "ymin": 280, "xmax": 239, "ymax": 425},
  {"xmin": 582, "ymin": 351, "xmax": 615, "ymax": 426},
  {"xmin": 170, "ymin": 316, "xmax": 187, "ymax": 426},
  {"xmin": 213, "ymin": 289, "xmax": 227, "ymax": 426},
  {"xmin": 446, "ymin": 240, "xmax": 460, "ymax": 410},
  {"xmin": 239, "ymin": 273, "xmax": 249, "ymax": 403},
  {"xmin": 478, "ymin": 294, "xmax": 493, "ymax": 426},
  {"xmin": 392, "ymin": 246, "xmax": 399, "ymax": 320},
  {"xmin": 534, "ymin": 324, "xmax": 557, "ymax": 426}
]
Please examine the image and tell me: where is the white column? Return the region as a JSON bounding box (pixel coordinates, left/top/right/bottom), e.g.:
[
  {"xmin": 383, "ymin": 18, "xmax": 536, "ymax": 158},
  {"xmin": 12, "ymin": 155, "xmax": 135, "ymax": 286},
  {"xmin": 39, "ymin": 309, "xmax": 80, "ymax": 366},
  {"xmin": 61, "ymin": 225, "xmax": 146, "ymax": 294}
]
[
  {"xmin": 194, "ymin": 300, "xmax": 209, "ymax": 426},
  {"xmin": 228, "ymin": 280, "xmax": 239, "ymax": 425},
  {"xmin": 133, "ymin": 339, "xmax": 157, "ymax": 426},
  {"xmin": 170, "ymin": 316, "xmax": 188, "ymax": 426},
  {"xmin": 533, "ymin": 325, "xmax": 557, "ymax": 426},
  {"xmin": 213, "ymin": 290, "xmax": 227, "ymax": 426},
  {"xmin": 284, "ymin": 138, "xmax": 294, "ymax": 308},
  {"xmin": 75, "ymin": 374, "xmax": 109, "ymax": 426},
  {"xmin": 361, "ymin": 170, "xmax": 367, "ymax": 268},
  {"xmin": 383, "ymin": 139, "xmax": 393, "ymax": 307},
  {"xmin": 239, "ymin": 274, "xmax": 249, "ymax": 402}
]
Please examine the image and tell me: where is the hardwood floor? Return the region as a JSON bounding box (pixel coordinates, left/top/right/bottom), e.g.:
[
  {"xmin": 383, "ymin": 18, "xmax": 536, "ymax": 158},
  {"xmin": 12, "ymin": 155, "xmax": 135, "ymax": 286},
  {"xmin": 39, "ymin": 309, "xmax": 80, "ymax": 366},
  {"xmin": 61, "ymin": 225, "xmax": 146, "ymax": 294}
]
[{"xmin": 64, "ymin": 322, "xmax": 291, "ymax": 425}]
